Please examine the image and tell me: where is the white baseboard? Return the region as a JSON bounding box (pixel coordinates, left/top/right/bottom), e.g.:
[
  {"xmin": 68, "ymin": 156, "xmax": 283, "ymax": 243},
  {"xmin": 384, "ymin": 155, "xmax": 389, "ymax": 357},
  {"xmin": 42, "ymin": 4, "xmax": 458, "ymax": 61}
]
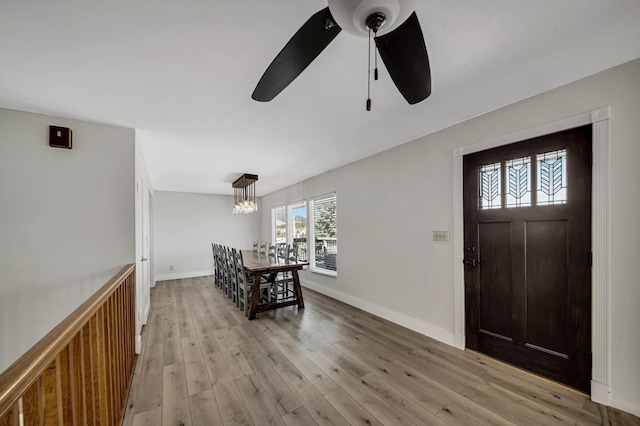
[
  {"xmin": 143, "ymin": 300, "xmax": 150, "ymax": 326},
  {"xmin": 591, "ymin": 380, "xmax": 610, "ymax": 405},
  {"xmin": 454, "ymin": 333, "xmax": 466, "ymax": 350},
  {"xmin": 301, "ymin": 279, "xmax": 455, "ymax": 347},
  {"xmin": 610, "ymin": 398, "xmax": 640, "ymax": 418},
  {"xmin": 135, "ymin": 334, "xmax": 142, "ymax": 354},
  {"xmin": 156, "ymin": 270, "xmax": 213, "ymax": 281}
]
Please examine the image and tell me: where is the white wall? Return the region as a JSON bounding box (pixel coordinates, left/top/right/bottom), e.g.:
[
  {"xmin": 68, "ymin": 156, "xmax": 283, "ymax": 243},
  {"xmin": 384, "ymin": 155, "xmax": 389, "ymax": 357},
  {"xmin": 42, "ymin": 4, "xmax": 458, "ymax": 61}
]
[
  {"xmin": 0, "ymin": 108, "xmax": 135, "ymax": 372},
  {"xmin": 154, "ymin": 191, "xmax": 261, "ymax": 280},
  {"xmin": 260, "ymin": 58, "xmax": 640, "ymax": 415}
]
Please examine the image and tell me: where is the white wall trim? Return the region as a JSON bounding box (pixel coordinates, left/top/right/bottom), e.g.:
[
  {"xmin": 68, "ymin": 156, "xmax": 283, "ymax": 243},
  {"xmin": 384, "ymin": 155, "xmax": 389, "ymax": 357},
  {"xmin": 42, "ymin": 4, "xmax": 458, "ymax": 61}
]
[
  {"xmin": 453, "ymin": 146, "xmax": 465, "ymax": 350},
  {"xmin": 592, "ymin": 380, "xmax": 611, "ymax": 406},
  {"xmin": 452, "ymin": 106, "xmax": 611, "ymax": 402},
  {"xmin": 143, "ymin": 299, "xmax": 150, "ymax": 327},
  {"xmin": 134, "ymin": 172, "xmax": 144, "ymax": 338},
  {"xmin": 610, "ymin": 398, "xmax": 640, "ymax": 418},
  {"xmin": 309, "ymin": 267, "xmax": 338, "ymax": 278},
  {"xmin": 452, "ymin": 112, "xmax": 592, "ymax": 157},
  {"xmin": 301, "ymin": 279, "xmax": 455, "ymax": 346},
  {"xmin": 136, "ymin": 284, "xmax": 153, "ymax": 355},
  {"xmin": 156, "ymin": 270, "xmax": 213, "ymax": 281},
  {"xmin": 591, "ymin": 106, "xmax": 612, "ymax": 404}
]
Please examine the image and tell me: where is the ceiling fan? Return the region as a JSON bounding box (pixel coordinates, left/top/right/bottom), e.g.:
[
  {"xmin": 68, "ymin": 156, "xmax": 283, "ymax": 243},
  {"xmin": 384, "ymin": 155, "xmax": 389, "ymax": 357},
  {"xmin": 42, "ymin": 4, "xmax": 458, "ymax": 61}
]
[{"xmin": 251, "ymin": 0, "xmax": 431, "ymax": 108}]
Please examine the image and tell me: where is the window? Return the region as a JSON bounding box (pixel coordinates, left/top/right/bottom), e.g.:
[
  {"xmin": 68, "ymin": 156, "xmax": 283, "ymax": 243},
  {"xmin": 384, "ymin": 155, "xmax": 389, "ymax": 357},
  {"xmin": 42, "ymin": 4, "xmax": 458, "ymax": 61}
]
[
  {"xmin": 478, "ymin": 148, "xmax": 568, "ymax": 210},
  {"xmin": 309, "ymin": 194, "xmax": 337, "ymax": 275},
  {"xmin": 271, "ymin": 195, "xmax": 336, "ymax": 274},
  {"xmin": 289, "ymin": 202, "xmax": 308, "ymax": 262},
  {"xmin": 506, "ymin": 156, "xmax": 532, "ymax": 208},
  {"xmin": 537, "ymin": 149, "xmax": 567, "ymax": 205},
  {"xmin": 273, "ymin": 206, "xmax": 286, "ymax": 244},
  {"xmin": 479, "ymin": 162, "xmax": 501, "ymax": 209},
  {"xmin": 271, "ymin": 202, "xmax": 308, "ymax": 262}
]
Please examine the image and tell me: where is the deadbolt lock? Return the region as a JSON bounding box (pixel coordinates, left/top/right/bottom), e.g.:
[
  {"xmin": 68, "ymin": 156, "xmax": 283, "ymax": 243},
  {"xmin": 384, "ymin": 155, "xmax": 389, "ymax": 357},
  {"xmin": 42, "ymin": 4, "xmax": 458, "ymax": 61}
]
[{"xmin": 463, "ymin": 258, "xmax": 478, "ymax": 267}]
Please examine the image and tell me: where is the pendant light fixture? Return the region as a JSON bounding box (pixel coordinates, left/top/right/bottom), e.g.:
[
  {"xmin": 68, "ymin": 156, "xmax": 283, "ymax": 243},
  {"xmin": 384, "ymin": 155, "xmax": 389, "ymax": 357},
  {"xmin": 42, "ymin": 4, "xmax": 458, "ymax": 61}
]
[{"xmin": 232, "ymin": 174, "xmax": 259, "ymax": 214}]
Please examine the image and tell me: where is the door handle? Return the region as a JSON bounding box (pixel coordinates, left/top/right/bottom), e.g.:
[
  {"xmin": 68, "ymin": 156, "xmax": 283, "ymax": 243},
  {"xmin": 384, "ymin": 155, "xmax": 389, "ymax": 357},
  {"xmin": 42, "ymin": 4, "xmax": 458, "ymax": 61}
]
[
  {"xmin": 140, "ymin": 257, "xmax": 148, "ymax": 262},
  {"xmin": 463, "ymin": 258, "xmax": 478, "ymax": 267}
]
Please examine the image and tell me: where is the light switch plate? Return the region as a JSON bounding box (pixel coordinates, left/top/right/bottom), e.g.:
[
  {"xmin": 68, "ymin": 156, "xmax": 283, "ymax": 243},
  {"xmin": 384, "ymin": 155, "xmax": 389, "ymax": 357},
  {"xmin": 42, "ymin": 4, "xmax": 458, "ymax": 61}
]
[{"xmin": 433, "ymin": 230, "xmax": 449, "ymax": 243}]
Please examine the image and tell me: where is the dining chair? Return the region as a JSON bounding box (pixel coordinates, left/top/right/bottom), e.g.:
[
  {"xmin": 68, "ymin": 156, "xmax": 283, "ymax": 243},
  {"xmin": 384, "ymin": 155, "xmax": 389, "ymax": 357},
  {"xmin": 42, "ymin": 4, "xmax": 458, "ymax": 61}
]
[
  {"xmin": 215, "ymin": 243, "xmax": 223, "ymax": 290},
  {"xmin": 217, "ymin": 245, "xmax": 226, "ymax": 293},
  {"xmin": 234, "ymin": 248, "xmax": 272, "ymax": 316},
  {"xmin": 226, "ymin": 246, "xmax": 238, "ymax": 303},
  {"xmin": 211, "ymin": 243, "xmax": 218, "ymax": 287},
  {"xmin": 259, "ymin": 241, "xmax": 267, "ymax": 255},
  {"xmin": 212, "ymin": 243, "xmax": 222, "ymax": 290},
  {"xmin": 267, "ymin": 243, "xmax": 277, "ymax": 261},
  {"xmin": 274, "ymin": 244, "xmax": 297, "ymax": 300},
  {"xmin": 288, "ymin": 244, "xmax": 299, "ymax": 262},
  {"xmin": 276, "ymin": 242, "xmax": 287, "ymax": 260},
  {"xmin": 218, "ymin": 244, "xmax": 227, "ymax": 292},
  {"xmin": 252, "ymin": 241, "xmax": 259, "ymax": 253},
  {"xmin": 222, "ymin": 246, "xmax": 233, "ymax": 296}
]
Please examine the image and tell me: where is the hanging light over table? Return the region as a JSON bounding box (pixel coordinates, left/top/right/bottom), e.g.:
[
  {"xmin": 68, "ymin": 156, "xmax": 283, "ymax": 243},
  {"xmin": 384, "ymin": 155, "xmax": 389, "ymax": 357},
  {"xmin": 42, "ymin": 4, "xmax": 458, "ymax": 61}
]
[{"xmin": 232, "ymin": 173, "xmax": 259, "ymax": 214}]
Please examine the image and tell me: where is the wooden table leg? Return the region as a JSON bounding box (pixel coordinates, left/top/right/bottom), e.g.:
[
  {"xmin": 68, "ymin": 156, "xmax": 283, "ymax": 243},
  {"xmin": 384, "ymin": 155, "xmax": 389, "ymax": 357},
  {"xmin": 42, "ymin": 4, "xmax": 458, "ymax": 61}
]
[
  {"xmin": 292, "ymin": 270, "xmax": 305, "ymax": 309},
  {"xmin": 248, "ymin": 273, "xmax": 262, "ymax": 320}
]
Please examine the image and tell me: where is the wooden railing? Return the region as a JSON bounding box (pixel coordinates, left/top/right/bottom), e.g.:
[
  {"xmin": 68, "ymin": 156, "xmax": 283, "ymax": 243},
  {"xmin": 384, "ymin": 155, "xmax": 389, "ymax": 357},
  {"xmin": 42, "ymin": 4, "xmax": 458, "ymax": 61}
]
[{"xmin": 0, "ymin": 264, "xmax": 136, "ymax": 426}]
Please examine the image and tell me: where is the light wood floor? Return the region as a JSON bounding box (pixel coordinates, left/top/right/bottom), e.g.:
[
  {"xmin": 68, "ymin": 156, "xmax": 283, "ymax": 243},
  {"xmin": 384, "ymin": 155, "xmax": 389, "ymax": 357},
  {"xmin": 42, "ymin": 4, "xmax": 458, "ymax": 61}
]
[{"xmin": 123, "ymin": 276, "xmax": 610, "ymax": 426}]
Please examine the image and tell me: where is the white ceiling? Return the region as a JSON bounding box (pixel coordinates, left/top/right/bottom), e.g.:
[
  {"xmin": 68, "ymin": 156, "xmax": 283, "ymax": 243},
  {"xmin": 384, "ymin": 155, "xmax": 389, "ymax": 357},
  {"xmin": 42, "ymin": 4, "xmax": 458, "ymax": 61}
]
[{"xmin": 1, "ymin": 1, "xmax": 639, "ymax": 196}]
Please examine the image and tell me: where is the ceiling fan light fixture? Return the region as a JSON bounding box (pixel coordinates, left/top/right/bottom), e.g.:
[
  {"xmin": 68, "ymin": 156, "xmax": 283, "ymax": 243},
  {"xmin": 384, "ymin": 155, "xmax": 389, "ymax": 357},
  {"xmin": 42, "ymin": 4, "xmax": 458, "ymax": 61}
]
[
  {"xmin": 252, "ymin": 0, "xmax": 430, "ymax": 105},
  {"xmin": 327, "ymin": 0, "xmax": 415, "ymax": 37},
  {"xmin": 365, "ymin": 12, "xmax": 386, "ymax": 33}
]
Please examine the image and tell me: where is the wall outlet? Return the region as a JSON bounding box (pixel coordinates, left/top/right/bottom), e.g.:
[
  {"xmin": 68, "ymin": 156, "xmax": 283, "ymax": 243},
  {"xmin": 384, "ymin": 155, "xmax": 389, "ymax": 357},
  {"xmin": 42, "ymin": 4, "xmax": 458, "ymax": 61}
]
[
  {"xmin": 433, "ymin": 230, "xmax": 449, "ymax": 243},
  {"xmin": 169, "ymin": 265, "xmax": 174, "ymax": 271}
]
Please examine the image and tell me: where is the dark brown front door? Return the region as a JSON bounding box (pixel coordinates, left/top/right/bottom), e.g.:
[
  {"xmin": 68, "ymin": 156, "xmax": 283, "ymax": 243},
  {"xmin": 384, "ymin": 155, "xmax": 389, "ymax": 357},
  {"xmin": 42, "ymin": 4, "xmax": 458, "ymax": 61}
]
[{"xmin": 463, "ymin": 125, "xmax": 592, "ymax": 393}]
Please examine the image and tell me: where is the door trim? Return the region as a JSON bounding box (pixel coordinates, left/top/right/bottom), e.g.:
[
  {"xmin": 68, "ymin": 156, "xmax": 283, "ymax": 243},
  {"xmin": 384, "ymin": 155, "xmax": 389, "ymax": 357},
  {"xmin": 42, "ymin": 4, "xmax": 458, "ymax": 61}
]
[{"xmin": 452, "ymin": 106, "xmax": 611, "ymax": 404}]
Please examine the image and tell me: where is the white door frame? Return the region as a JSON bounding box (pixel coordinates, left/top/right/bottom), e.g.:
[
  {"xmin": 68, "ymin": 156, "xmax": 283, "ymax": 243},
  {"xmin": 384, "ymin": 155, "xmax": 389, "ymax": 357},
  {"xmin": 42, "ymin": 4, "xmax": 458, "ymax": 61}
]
[
  {"xmin": 142, "ymin": 180, "xmax": 150, "ymax": 319},
  {"xmin": 149, "ymin": 189, "xmax": 156, "ymax": 288},
  {"xmin": 452, "ymin": 106, "xmax": 611, "ymax": 404},
  {"xmin": 134, "ymin": 172, "xmax": 151, "ymax": 354}
]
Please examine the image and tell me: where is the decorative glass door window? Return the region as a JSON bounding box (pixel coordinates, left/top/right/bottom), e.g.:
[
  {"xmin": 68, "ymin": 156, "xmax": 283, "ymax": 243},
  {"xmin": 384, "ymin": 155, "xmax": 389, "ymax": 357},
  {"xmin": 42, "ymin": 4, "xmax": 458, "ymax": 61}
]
[
  {"xmin": 506, "ymin": 156, "xmax": 532, "ymax": 208},
  {"xmin": 479, "ymin": 148, "xmax": 567, "ymax": 209},
  {"xmin": 479, "ymin": 162, "xmax": 501, "ymax": 209},
  {"xmin": 537, "ymin": 149, "xmax": 568, "ymax": 205}
]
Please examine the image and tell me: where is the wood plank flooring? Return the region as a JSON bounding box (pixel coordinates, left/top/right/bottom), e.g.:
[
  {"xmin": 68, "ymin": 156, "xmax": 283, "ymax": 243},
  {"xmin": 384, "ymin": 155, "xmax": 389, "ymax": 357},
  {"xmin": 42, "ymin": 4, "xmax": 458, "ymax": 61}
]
[{"xmin": 123, "ymin": 276, "xmax": 612, "ymax": 426}]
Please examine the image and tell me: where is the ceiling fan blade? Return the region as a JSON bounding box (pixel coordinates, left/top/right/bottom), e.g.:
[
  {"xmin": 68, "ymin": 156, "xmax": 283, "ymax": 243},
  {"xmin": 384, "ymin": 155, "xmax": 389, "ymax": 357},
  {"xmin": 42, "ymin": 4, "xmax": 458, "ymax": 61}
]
[
  {"xmin": 252, "ymin": 8, "xmax": 341, "ymax": 102},
  {"xmin": 374, "ymin": 12, "xmax": 431, "ymax": 105}
]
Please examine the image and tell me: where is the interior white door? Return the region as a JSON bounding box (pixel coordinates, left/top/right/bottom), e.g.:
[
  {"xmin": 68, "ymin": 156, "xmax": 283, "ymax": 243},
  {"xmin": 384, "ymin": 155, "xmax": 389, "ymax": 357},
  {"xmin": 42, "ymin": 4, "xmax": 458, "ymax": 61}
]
[
  {"xmin": 135, "ymin": 173, "xmax": 143, "ymax": 352},
  {"xmin": 142, "ymin": 184, "xmax": 150, "ymax": 319},
  {"xmin": 135, "ymin": 172, "xmax": 151, "ymax": 354}
]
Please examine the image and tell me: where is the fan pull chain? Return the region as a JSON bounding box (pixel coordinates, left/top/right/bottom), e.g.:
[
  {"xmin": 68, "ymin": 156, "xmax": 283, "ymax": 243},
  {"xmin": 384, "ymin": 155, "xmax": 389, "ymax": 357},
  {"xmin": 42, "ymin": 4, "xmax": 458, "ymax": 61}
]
[
  {"xmin": 366, "ymin": 28, "xmax": 372, "ymax": 111},
  {"xmin": 374, "ymin": 44, "xmax": 379, "ymax": 81}
]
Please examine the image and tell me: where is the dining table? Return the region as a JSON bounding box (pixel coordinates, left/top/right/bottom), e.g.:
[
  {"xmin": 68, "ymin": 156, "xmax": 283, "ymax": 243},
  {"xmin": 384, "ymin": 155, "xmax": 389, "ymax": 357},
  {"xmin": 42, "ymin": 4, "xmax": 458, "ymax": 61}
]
[{"xmin": 241, "ymin": 250, "xmax": 308, "ymax": 320}]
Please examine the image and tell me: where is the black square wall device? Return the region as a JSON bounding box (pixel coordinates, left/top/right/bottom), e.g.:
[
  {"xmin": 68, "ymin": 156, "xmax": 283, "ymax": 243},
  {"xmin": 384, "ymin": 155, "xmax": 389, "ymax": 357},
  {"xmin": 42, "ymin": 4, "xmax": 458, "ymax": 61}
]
[{"xmin": 49, "ymin": 126, "xmax": 72, "ymax": 149}]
